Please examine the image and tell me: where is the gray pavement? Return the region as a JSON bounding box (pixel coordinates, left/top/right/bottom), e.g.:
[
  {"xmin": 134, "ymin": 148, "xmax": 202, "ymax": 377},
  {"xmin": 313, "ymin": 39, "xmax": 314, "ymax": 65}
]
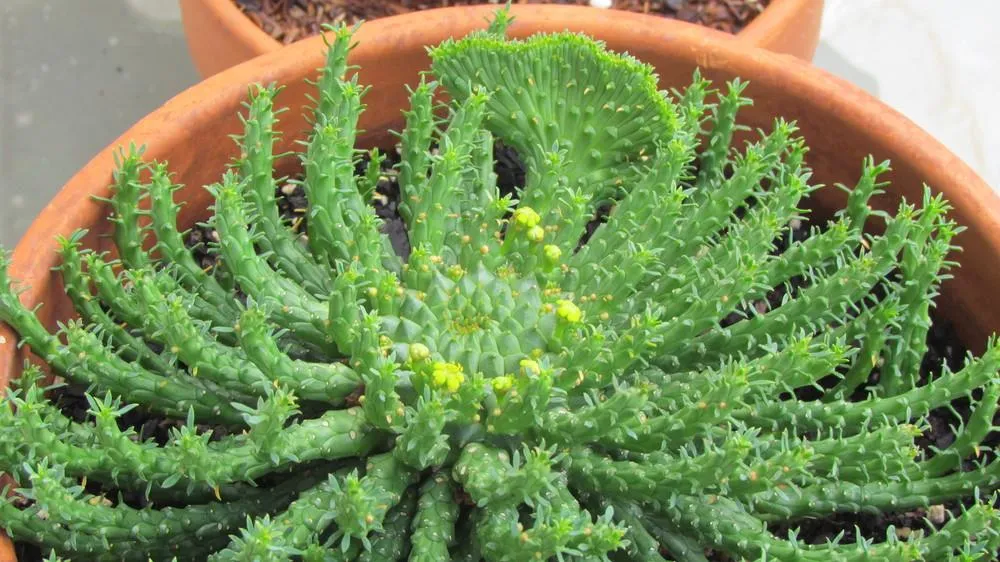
[{"xmin": 1, "ymin": 0, "xmax": 198, "ymax": 248}]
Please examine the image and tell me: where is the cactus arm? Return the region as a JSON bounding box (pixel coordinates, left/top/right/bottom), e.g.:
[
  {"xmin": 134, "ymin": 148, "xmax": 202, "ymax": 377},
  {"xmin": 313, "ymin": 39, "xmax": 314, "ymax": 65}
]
[
  {"xmin": 430, "ymin": 29, "xmax": 680, "ymax": 202},
  {"xmin": 770, "ymin": 423, "xmax": 921, "ymax": 485},
  {"xmin": 351, "ymin": 308, "xmax": 407, "ymax": 432},
  {"xmin": 210, "ymin": 468, "xmax": 359, "ymax": 561},
  {"xmin": 313, "ymin": 24, "xmax": 364, "ymax": 129},
  {"xmin": 451, "ymin": 129, "xmax": 502, "ymax": 264},
  {"xmin": 65, "ymin": 322, "xmax": 247, "ymax": 422},
  {"xmin": 128, "ymin": 269, "xmax": 276, "ymax": 394},
  {"xmin": 567, "ymin": 139, "xmax": 691, "ymax": 303},
  {"xmin": 301, "ymin": 25, "xmax": 395, "ymax": 279},
  {"xmin": 474, "ymin": 481, "xmax": 625, "ymax": 562},
  {"xmin": 408, "ymin": 474, "xmax": 459, "ymax": 562},
  {"xmin": 652, "ymin": 124, "xmax": 799, "ymax": 275},
  {"xmin": 921, "ymin": 383, "xmax": 1000, "ymax": 477},
  {"xmin": 600, "ymin": 500, "xmax": 671, "ymax": 562},
  {"xmin": 486, "ymin": 363, "xmax": 554, "ymax": 436},
  {"xmin": 393, "ymin": 395, "xmax": 451, "ymax": 470},
  {"xmin": 357, "ymin": 486, "xmax": 418, "ymax": 561},
  {"xmin": 396, "ymin": 79, "xmax": 437, "ymax": 227},
  {"xmin": 210, "ymin": 174, "xmax": 332, "ymax": 353},
  {"xmin": 2, "ymin": 375, "xmax": 377, "ymax": 493},
  {"xmin": 405, "ymin": 92, "xmax": 489, "ymax": 257},
  {"xmin": 96, "ymin": 398, "xmax": 379, "ymax": 490},
  {"xmin": 654, "ymin": 495, "xmax": 927, "ymax": 561},
  {"xmin": 565, "ymin": 442, "xmax": 754, "ymax": 502},
  {"xmin": 331, "ymin": 453, "xmax": 418, "ymax": 551},
  {"xmin": 671, "ymin": 69, "xmax": 711, "ymax": 134},
  {"xmin": 146, "ymin": 162, "xmax": 241, "ymax": 316},
  {"xmin": 106, "ymin": 144, "xmax": 152, "ymax": 270},
  {"xmin": 823, "ymin": 298, "xmax": 898, "ymax": 402},
  {"xmin": 0, "ymin": 267, "xmax": 246, "ymax": 422},
  {"xmin": 538, "ymin": 385, "xmax": 648, "ymax": 446},
  {"xmin": 606, "ymin": 500, "xmax": 709, "ymax": 562},
  {"xmin": 666, "ymin": 205, "xmax": 916, "ymax": 368},
  {"xmin": 739, "ymin": 341, "xmax": 1000, "ymax": 434},
  {"xmin": 643, "ymin": 525, "xmax": 706, "ymax": 562},
  {"xmin": 128, "ymin": 269, "xmax": 359, "ymax": 404},
  {"xmin": 750, "ymin": 463, "xmax": 1000, "ymax": 523},
  {"xmin": 453, "ymin": 442, "xmax": 566, "ymax": 509},
  {"xmin": 358, "ymin": 147, "xmax": 385, "ymax": 204},
  {"xmin": 656, "ymin": 162, "xmax": 811, "ymax": 313},
  {"xmin": 472, "ymin": 504, "xmax": 522, "ymax": 562},
  {"xmin": 745, "ymin": 157, "xmax": 883, "ymax": 305},
  {"xmin": 55, "ymin": 234, "xmax": 177, "ymax": 375},
  {"xmin": 505, "ymin": 152, "xmax": 591, "ymax": 267},
  {"xmin": 206, "ymin": 515, "xmax": 296, "ymax": 562},
  {"xmin": 611, "ymin": 363, "xmax": 750, "ymax": 452},
  {"xmin": 880, "ymin": 195, "xmax": 959, "ymax": 396},
  {"xmin": 692, "ymin": 80, "xmax": 752, "ymax": 196},
  {"xmin": 300, "ymin": 121, "xmax": 369, "ymax": 272},
  {"xmin": 1, "ymin": 461, "xmax": 321, "ymax": 561},
  {"xmin": 0, "ymin": 387, "xmax": 256, "ymax": 504},
  {"xmin": 919, "ymin": 503, "xmax": 1000, "ymax": 560},
  {"xmin": 633, "ymin": 332, "xmax": 842, "ymax": 408},
  {"xmin": 452, "ymin": 442, "xmax": 518, "ymax": 505},
  {"xmin": 236, "ymin": 306, "xmax": 361, "ymax": 405},
  {"xmin": 82, "ymin": 248, "xmax": 238, "ymax": 338},
  {"xmin": 756, "ymin": 217, "xmax": 856, "ymax": 300},
  {"xmin": 235, "ymin": 85, "xmax": 332, "ymax": 297}
]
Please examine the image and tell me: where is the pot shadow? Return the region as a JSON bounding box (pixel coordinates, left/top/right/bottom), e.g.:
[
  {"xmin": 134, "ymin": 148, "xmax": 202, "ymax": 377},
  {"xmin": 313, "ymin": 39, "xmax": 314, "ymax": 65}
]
[{"xmin": 812, "ymin": 40, "xmax": 880, "ymax": 99}]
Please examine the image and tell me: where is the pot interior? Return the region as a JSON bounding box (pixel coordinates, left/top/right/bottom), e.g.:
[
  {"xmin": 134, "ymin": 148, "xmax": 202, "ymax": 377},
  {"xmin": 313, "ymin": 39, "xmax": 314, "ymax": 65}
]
[{"xmin": 2, "ymin": 15, "xmax": 997, "ymax": 394}]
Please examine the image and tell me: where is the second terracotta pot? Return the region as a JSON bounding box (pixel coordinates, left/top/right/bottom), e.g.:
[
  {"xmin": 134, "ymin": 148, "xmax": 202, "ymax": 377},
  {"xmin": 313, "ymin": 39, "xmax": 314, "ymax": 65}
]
[{"xmin": 179, "ymin": 0, "xmax": 825, "ymax": 77}]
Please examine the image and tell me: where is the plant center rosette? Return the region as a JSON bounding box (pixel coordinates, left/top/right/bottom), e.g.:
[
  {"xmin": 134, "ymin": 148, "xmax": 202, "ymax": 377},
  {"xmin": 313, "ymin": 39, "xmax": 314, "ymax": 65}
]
[{"xmin": 1, "ymin": 9, "xmax": 1000, "ymax": 562}]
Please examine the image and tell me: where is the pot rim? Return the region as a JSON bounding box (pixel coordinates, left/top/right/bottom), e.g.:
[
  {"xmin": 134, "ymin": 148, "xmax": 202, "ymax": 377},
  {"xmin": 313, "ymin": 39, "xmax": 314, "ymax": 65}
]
[
  {"xmin": 10, "ymin": 4, "xmax": 1000, "ymax": 346},
  {"xmin": 8, "ymin": 4, "xmax": 1000, "ymax": 358},
  {"xmin": 198, "ymin": 0, "xmax": 816, "ymax": 55}
]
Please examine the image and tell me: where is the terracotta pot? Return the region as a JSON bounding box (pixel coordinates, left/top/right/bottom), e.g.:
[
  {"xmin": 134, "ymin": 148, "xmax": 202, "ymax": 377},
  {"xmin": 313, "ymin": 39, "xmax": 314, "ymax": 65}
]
[
  {"xmin": 179, "ymin": 0, "xmax": 825, "ymax": 77},
  {"xmin": 1, "ymin": 5, "xmax": 997, "ymax": 556}
]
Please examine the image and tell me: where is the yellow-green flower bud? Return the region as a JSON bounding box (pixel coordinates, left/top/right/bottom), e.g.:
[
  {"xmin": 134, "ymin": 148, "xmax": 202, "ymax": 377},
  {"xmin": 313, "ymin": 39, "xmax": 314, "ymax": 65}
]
[
  {"xmin": 431, "ymin": 361, "xmax": 465, "ymax": 393},
  {"xmin": 409, "ymin": 343, "xmax": 431, "ymax": 362},
  {"xmin": 519, "ymin": 359, "xmax": 541, "ymax": 376},
  {"xmin": 543, "ymin": 244, "xmax": 562, "ymax": 262},
  {"xmin": 491, "ymin": 375, "xmax": 515, "ymax": 394},
  {"xmin": 527, "ymin": 226, "xmax": 545, "ymax": 243},
  {"xmin": 556, "ymin": 299, "xmax": 582, "ymax": 323},
  {"xmin": 512, "ymin": 206, "xmax": 541, "ymax": 229}
]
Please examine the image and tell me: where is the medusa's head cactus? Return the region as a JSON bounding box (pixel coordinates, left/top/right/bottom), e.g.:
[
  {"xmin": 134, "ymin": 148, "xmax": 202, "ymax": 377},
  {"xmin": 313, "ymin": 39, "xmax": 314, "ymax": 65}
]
[{"xmin": 2, "ymin": 10, "xmax": 1000, "ymax": 561}]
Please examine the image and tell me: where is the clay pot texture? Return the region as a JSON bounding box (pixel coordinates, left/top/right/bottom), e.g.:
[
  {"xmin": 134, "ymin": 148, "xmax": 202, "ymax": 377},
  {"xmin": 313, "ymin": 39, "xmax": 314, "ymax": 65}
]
[
  {"xmin": 1, "ymin": 5, "xmax": 997, "ymax": 558},
  {"xmin": 179, "ymin": 0, "xmax": 825, "ymax": 77}
]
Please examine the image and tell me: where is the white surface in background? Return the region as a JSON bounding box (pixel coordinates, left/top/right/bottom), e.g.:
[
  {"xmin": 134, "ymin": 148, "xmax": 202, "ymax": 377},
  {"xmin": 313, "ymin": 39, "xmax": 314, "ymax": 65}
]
[{"xmin": 815, "ymin": 0, "xmax": 1000, "ymax": 191}]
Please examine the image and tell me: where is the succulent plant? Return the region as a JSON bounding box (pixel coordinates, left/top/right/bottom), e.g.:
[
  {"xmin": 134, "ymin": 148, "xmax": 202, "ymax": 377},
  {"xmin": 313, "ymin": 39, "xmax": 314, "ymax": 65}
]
[{"xmin": 2, "ymin": 9, "xmax": 1000, "ymax": 561}]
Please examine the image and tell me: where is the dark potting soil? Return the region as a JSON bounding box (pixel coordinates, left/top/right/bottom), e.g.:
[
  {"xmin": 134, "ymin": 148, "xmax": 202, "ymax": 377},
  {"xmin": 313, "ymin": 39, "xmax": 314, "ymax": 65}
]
[
  {"xmin": 234, "ymin": 0, "xmax": 771, "ymax": 45},
  {"xmin": 13, "ymin": 143, "xmax": 992, "ymax": 561}
]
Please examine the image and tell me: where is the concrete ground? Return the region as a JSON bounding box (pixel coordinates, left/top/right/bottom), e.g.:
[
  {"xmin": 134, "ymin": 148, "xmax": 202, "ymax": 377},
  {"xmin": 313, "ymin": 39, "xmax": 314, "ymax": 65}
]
[{"xmin": 1, "ymin": 0, "xmax": 998, "ymax": 247}]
